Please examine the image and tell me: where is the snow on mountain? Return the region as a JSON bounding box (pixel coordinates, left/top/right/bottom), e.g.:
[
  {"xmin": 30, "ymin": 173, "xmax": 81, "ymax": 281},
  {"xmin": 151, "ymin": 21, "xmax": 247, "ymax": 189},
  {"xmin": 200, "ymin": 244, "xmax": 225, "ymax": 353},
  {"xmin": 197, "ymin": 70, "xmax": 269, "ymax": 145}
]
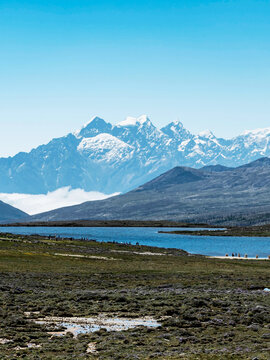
[
  {"xmin": 161, "ymin": 120, "xmax": 192, "ymax": 142},
  {"xmin": 78, "ymin": 134, "xmax": 134, "ymax": 163},
  {"xmin": 116, "ymin": 115, "xmax": 150, "ymax": 127},
  {"xmin": 198, "ymin": 129, "xmax": 215, "ymax": 138},
  {"xmin": 0, "ymin": 115, "xmax": 270, "ymax": 195},
  {"xmin": 241, "ymin": 127, "xmax": 270, "ymax": 138}
]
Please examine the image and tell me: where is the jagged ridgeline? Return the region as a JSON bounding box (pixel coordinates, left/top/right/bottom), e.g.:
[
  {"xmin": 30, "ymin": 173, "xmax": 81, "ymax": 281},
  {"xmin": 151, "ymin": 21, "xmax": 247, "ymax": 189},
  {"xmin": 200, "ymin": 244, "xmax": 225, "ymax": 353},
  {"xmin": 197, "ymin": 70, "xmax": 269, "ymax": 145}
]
[{"xmin": 1, "ymin": 115, "xmax": 270, "ymax": 194}]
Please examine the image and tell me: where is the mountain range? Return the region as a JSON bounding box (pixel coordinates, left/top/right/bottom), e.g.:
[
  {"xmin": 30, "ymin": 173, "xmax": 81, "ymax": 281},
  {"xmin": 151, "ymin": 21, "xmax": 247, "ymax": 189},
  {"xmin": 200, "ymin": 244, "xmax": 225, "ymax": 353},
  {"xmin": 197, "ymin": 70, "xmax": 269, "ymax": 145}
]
[
  {"xmin": 1, "ymin": 115, "xmax": 270, "ymax": 195},
  {"xmin": 30, "ymin": 157, "xmax": 270, "ymax": 226}
]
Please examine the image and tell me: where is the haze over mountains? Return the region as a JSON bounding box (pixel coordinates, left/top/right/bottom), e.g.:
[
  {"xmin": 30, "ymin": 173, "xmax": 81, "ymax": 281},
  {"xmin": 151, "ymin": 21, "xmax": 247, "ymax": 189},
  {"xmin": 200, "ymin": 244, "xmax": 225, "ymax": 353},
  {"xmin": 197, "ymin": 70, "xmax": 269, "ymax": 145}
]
[
  {"xmin": 30, "ymin": 158, "xmax": 270, "ymax": 226},
  {"xmin": 1, "ymin": 115, "xmax": 270, "ymax": 195}
]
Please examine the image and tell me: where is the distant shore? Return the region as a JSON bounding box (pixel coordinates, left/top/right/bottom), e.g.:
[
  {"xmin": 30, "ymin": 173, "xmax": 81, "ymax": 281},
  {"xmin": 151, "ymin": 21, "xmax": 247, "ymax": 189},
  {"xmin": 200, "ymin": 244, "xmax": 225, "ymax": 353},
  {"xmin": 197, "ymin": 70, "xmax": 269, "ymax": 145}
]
[
  {"xmin": 159, "ymin": 225, "xmax": 270, "ymax": 237},
  {"xmin": 3, "ymin": 220, "xmax": 270, "ymax": 239},
  {"xmin": 0, "ymin": 219, "xmax": 217, "ymax": 228}
]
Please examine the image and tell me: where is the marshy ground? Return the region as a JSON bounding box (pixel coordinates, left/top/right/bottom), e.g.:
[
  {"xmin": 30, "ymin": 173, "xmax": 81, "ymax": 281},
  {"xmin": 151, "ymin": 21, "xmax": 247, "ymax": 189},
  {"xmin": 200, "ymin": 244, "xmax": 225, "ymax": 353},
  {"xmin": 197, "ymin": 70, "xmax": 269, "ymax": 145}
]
[{"xmin": 0, "ymin": 233, "xmax": 269, "ymax": 359}]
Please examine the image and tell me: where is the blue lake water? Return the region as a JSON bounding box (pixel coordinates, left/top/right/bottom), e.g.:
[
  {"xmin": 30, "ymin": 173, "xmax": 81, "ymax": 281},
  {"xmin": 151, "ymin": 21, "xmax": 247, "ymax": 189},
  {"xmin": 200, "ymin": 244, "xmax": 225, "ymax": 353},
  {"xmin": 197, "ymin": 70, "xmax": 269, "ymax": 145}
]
[{"xmin": 0, "ymin": 226, "xmax": 270, "ymax": 257}]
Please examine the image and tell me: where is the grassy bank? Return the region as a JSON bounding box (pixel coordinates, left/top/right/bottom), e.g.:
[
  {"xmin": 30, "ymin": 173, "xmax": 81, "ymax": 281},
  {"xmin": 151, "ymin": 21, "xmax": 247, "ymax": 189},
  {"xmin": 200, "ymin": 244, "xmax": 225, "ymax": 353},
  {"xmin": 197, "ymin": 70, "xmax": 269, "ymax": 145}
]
[
  {"xmin": 159, "ymin": 223, "xmax": 270, "ymax": 237},
  {"xmin": 0, "ymin": 220, "xmax": 215, "ymax": 228},
  {"xmin": 0, "ymin": 233, "xmax": 269, "ymax": 359}
]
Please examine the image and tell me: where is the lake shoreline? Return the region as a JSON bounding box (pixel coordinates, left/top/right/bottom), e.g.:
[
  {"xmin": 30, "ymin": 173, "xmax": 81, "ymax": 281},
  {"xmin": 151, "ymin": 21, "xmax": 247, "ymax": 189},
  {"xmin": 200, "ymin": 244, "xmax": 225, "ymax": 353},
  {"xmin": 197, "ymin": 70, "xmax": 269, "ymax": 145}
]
[
  {"xmin": 159, "ymin": 225, "xmax": 270, "ymax": 237},
  {"xmin": 1, "ymin": 224, "xmax": 270, "ymax": 258},
  {"xmin": 207, "ymin": 255, "xmax": 269, "ymax": 260},
  {"xmin": 1, "ymin": 229, "xmax": 269, "ymax": 259},
  {"xmin": 4, "ymin": 219, "xmax": 270, "ymax": 238},
  {"xmin": 0, "ymin": 219, "xmax": 219, "ymax": 228}
]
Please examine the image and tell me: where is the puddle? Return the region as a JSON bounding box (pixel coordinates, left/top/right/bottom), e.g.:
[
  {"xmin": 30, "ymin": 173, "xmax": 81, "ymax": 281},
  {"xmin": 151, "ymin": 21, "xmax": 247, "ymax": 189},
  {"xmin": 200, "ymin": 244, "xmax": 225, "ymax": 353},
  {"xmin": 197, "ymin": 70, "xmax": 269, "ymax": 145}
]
[
  {"xmin": 35, "ymin": 316, "xmax": 161, "ymax": 337},
  {"xmin": 14, "ymin": 343, "xmax": 41, "ymax": 350}
]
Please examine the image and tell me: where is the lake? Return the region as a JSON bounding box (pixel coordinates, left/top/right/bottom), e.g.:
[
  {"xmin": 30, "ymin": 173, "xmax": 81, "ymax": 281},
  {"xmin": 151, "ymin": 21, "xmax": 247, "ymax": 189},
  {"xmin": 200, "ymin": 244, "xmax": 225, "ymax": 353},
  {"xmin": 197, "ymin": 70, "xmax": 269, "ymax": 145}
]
[{"xmin": 0, "ymin": 226, "xmax": 269, "ymax": 257}]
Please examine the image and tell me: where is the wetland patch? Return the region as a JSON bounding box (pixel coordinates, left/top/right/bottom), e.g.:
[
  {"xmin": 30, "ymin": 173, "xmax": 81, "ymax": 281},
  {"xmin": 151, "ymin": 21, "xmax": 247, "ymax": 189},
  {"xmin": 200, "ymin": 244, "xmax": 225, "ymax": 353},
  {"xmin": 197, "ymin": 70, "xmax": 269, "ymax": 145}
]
[
  {"xmin": 34, "ymin": 315, "xmax": 161, "ymax": 337},
  {"xmin": 0, "ymin": 233, "xmax": 269, "ymax": 359}
]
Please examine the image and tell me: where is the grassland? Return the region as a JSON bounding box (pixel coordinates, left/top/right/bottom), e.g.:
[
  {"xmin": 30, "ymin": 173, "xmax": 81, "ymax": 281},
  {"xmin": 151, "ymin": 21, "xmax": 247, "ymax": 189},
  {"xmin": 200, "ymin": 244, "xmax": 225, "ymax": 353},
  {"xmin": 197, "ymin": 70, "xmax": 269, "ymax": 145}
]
[
  {"xmin": 0, "ymin": 220, "xmax": 215, "ymax": 228},
  {"xmin": 159, "ymin": 223, "xmax": 270, "ymax": 237},
  {"xmin": 0, "ymin": 232, "xmax": 269, "ymax": 359}
]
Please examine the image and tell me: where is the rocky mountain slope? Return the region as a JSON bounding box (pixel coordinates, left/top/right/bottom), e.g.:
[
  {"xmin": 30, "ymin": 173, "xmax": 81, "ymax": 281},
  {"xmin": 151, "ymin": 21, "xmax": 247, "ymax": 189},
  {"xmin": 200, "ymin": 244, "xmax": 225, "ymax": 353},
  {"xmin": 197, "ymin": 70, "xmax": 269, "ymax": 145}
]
[
  {"xmin": 1, "ymin": 115, "xmax": 270, "ymax": 194},
  {"xmin": 0, "ymin": 201, "xmax": 29, "ymax": 222},
  {"xmin": 30, "ymin": 157, "xmax": 270, "ymax": 226}
]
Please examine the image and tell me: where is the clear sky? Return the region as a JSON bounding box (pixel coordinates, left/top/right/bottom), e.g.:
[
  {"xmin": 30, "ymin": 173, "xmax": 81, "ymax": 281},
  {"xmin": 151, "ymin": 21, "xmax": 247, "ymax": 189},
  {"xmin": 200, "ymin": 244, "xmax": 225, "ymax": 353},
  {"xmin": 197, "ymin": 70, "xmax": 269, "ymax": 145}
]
[{"xmin": 1, "ymin": 0, "xmax": 270, "ymax": 156}]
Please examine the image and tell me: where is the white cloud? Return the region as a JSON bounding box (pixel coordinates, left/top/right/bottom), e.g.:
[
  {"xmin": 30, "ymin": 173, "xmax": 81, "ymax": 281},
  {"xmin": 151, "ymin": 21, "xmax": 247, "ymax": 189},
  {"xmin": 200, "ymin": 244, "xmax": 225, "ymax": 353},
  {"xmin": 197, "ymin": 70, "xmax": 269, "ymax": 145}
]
[{"xmin": 0, "ymin": 187, "xmax": 119, "ymax": 215}]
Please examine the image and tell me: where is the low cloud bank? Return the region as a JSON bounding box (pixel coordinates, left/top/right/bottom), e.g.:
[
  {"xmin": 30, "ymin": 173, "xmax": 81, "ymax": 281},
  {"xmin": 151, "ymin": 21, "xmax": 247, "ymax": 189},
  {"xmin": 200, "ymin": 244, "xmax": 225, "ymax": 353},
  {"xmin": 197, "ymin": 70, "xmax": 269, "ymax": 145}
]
[{"xmin": 0, "ymin": 187, "xmax": 119, "ymax": 215}]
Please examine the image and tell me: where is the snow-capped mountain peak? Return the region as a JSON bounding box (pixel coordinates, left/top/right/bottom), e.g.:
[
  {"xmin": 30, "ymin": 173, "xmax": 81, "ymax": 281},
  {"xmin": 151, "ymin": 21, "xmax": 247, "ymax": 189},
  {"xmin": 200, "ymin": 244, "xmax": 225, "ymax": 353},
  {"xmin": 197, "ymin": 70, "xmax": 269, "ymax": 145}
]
[
  {"xmin": 76, "ymin": 116, "xmax": 112, "ymax": 138},
  {"xmin": 116, "ymin": 114, "xmax": 151, "ymax": 128},
  {"xmin": 1, "ymin": 114, "xmax": 270, "ymax": 196},
  {"xmin": 161, "ymin": 120, "xmax": 191, "ymax": 142},
  {"xmin": 240, "ymin": 127, "xmax": 270, "ymax": 138},
  {"xmin": 83, "ymin": 115, "xmax": 103, "ymax": 127},
  {"xmin": 172, "ymin": 119, "xmax": 184, "ymax": 127},
  {"xmin": 198, "ymin": 129, "xmax": 215, "ymax": 138}
]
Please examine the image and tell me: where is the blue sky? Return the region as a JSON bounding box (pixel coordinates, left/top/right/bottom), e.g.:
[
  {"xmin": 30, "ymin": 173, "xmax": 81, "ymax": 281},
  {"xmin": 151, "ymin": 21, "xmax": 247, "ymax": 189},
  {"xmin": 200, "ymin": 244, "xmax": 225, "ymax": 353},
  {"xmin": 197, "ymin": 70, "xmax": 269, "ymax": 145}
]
[{"xmin": 1, "ymin": 0, "xmax": 270, "ymax": 156}]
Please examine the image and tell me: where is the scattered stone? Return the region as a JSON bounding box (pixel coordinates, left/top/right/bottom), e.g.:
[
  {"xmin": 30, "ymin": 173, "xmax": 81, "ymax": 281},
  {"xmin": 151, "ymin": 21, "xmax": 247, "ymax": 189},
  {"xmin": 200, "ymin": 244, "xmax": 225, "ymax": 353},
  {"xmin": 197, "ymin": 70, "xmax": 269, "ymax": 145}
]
[
  {"xmin": 86, "ymin": 342, "xmax": 97, "ymax": 354},
  {"xmin": 27, "ymin": 343, "xmax": 41, "ymax": 349},
  {"xmin": 14, "ymin": 343, "xmax": 41, "ymax": 350},
  {"xmin": 0, "ymin": 338, "xmax": 13, "ymax": 344}
]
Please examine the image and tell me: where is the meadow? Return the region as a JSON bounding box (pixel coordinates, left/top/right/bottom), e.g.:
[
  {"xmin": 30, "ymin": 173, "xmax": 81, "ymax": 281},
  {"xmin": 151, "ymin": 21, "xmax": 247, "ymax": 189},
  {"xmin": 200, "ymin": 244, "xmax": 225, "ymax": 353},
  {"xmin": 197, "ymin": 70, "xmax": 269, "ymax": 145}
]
[{"xmin": 0, "ymin": 232, "xmax": 269, "ymax": 359}]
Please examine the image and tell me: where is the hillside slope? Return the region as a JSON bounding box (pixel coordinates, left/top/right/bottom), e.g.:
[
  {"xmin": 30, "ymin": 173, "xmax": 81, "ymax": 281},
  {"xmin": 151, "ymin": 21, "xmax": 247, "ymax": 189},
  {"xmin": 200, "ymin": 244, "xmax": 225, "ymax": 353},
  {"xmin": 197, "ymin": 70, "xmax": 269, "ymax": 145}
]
[
  {"xmin": 0, "ymin": 201, "xmax": 29, "ymax": 222},
  {"xmin": 30, "ymin": 158, "xmax": 270, "ymax": 226}
]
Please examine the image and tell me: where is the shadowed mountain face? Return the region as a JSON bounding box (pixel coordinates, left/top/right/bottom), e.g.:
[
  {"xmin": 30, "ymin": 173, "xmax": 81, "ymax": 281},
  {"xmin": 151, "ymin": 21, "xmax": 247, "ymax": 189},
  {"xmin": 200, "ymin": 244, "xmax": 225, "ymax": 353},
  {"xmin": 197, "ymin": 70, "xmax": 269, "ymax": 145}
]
[
  {"xmin": 136, "ymin": 167, "xmax": 204, "ymax": 191},
  {"xmin": 0, "ymin": 201, "xmax": 29, "ymax": 222},
  {"xmin": 30, "ymin": 158, "xmax": 270, "ymax": 226},
  {"xmin": 2, "ymin": 115, "xmax": 270, "ymax": 195}
]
